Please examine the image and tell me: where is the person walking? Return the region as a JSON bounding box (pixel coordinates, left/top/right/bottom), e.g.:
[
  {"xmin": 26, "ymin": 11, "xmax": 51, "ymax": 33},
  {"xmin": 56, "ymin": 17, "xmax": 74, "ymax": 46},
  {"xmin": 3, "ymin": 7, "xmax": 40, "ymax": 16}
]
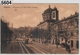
[{"xmin": 68, "ymin": 44, "xmax": 71, "ymax": 53}]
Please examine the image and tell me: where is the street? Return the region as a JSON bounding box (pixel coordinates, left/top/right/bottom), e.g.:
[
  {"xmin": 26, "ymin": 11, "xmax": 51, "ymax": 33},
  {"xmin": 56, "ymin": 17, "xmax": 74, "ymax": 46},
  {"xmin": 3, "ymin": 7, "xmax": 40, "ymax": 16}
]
[
  {"xmin": 2, "ymin": 40, "xmax": 67, "ymax": 54},
  {"xmin": 1, "ymin": 38, "xmax": 78, "ymax": 54}
]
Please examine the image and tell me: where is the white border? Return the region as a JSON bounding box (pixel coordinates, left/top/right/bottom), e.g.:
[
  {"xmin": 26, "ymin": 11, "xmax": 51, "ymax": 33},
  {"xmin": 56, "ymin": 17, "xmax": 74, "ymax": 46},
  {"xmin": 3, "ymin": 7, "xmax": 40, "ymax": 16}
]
[
  {"xmin": 12, "ymin": 0, "xmax": 80, "ymax": 3},
  {"xmin": 0, "ymin": 0, "xmax": 80, "ymax": 55}
]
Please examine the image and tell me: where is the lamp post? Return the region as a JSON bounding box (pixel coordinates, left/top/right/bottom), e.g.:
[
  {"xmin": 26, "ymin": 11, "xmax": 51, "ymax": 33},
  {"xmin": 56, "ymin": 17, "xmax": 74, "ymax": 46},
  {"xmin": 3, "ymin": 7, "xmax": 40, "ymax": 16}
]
[
  {"xmin": 56, "ymin": 32, "xmax": 59, "ymax": 48},
  {"xmin": 56, "ymin": 36, "xmax": 58, "ymax": 48}
]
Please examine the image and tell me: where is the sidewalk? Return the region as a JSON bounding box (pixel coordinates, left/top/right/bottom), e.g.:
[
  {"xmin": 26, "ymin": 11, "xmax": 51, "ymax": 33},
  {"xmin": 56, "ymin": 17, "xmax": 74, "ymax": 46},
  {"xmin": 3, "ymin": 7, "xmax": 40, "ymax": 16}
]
[
  {"xmin": 32, "ymin": 42, "xmax": 68, "ymax": 54},
  {"xmin": 48, "ymin": 44, "xmax": 68, "ymax": 54},
  {"xmin": 2, "ymin": 41, "xmax": 22, "ymax": 54},
  {"xmin": 33, "ymin": 42, "xmax": 79, "ymax": 54},
  {"xmin": 71, "ymin": 49, "xmax": 79, "ymax": 54}
]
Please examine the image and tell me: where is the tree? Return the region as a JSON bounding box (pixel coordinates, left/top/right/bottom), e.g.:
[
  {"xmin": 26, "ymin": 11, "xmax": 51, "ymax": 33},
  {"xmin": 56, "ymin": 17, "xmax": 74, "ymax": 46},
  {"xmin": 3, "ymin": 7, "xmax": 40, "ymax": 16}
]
[
  {"xmin": 31, "ymin": 27, "xmax": 49, "ymax": 43},
  {"xmin": 1, "ymin": 19, "xmax": 13, "ymax": 46}
]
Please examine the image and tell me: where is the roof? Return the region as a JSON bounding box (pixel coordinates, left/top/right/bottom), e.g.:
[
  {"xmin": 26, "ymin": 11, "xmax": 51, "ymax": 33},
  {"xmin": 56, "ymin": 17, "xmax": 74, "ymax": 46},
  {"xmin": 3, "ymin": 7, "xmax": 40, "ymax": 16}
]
[
  {"xmin": 43, "ymin": 8, "xmax": 53, "ymax": 14},
  {"xmin": 42, "ymin": 5, "xmax": 58, "ymax": 15},
  {"xmin": 51, "ymin": 12, "xmax": 79, "ymax": 25},
  {"xmin": 37, "ymin": 20, "xmax": 57, "ymax": 26}
]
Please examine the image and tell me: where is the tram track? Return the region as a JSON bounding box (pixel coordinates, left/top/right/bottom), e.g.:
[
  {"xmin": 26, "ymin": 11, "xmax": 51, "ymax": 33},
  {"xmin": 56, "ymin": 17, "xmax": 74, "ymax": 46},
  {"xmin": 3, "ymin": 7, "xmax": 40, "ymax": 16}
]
[
  {"xmin": 19, "ymin": 42, "xmax": 25, "ymax": 53},
  {"xmin": 19, "ymin": 41, "xmax": 31, "ymax": 54},
  {"xmin": 26, "ymin": 44, "xmax": 45, "ymax": 54},
  {"xmin": 33, "ymin": 42, "xmax": 54, "ymax": 53},
  {"xmin": 19, "ymin": 41, "xmax": 51, "ymax": 54},
  {"xmin": 29, "ymin": 44, "xmax": 50, "ymax": 54}
]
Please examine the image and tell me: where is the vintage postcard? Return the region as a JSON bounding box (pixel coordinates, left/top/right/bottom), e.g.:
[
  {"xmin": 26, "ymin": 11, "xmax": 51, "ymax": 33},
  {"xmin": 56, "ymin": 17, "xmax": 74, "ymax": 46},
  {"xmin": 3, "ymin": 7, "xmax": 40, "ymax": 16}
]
[{"xmin": 0, "ymin": 2, "xmax": 79, "ymax": 54}]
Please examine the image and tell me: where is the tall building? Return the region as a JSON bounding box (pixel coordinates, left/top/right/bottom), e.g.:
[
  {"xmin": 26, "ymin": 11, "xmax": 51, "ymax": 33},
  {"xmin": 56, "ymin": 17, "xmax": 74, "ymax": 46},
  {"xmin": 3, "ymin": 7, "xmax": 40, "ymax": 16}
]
[
  {"xmin": 37, "ymin": 5, "xmax": 59, "ymax": 30},
  {"xmin": 37, "ymin": 5, "xmax": 79, "ymax": 50},
  {"xmin": 37, "ymin": 5, "xmax": 59, "ymax": 42}
]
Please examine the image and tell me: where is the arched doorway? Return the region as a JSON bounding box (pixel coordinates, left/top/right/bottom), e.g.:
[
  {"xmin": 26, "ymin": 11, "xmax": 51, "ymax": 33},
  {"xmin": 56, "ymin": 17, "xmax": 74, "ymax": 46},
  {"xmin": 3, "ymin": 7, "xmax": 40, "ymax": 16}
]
[
  {"xmin": 76, "ymin": 41, "xmax": 79, "ymax": 49},
  {"xmin": 71, "ymin": 40, "xmax": 73, "ymax": 48}
]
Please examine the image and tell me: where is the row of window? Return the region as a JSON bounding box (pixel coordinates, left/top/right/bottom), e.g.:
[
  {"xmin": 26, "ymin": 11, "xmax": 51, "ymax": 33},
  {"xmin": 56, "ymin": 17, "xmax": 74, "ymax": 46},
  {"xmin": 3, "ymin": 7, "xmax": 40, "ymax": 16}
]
[
  {"xmin": 43, "ymin": 14, "xmax": 51, "ymax": 21},
  {"xmin": 51, "ymin": 17, "xmax": 78, "ymax": 38},
  {"xmin": 52, "ymin": 18, "xmax": 78, "ymax": 31}
]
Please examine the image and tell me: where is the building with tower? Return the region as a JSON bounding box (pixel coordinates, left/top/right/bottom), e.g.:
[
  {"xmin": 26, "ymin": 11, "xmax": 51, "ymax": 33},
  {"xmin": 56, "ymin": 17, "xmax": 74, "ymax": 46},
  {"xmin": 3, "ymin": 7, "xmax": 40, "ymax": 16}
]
[
  {"xmin": 37, "ymin": 5, "xmax": 59, "ymax": 30},
  {"xmin": 37, "ymin": 5, "xmax": 79, "ymax": 50},
  {"xmin": 37, "ymin": 5, "xmax": 59, "ymax": 43}
]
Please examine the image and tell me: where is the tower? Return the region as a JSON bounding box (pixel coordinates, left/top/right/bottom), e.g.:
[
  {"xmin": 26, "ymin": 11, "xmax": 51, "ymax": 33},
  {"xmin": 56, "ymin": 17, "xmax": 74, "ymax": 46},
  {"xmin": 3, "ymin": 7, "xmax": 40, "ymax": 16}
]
[
  {"xmin": 42, "ymin": 5, "xmax": 59, "ymax": 22},
  {"xmin": 51, "ymin": 7, "xmax": 59, "ymax": 21}
]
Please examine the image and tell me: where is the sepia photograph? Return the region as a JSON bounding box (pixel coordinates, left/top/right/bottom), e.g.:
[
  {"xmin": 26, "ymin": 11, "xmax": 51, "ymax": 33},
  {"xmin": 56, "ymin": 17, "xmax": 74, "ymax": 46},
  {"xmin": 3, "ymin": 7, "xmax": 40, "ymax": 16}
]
[{"xmin": 0, "ymin": 4, "xmax": 79, "ymax": 54}]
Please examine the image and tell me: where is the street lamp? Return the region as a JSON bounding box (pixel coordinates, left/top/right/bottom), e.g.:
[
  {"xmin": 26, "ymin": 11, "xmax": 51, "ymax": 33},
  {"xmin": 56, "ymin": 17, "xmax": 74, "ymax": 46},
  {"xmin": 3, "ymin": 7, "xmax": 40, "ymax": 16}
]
[{"xmin": 56, "ymin": 32, "xmax": 59, "ymax": 48}]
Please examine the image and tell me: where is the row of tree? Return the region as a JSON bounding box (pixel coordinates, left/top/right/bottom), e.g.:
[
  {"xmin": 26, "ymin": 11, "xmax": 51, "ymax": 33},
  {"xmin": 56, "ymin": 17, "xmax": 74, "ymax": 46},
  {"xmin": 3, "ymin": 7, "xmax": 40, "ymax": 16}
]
[
  {"xmin": 1, "ymin": 19, "xmax": 13, "ymax": 46},
  {"xmin": 31, "ymin": 28, "xmax": 51, "ymax": 41},
  {"xmin": 12, "ymin": 27, "xmax": 51, "ymax": 42},
  {"xmin": 12, "ymin": 27, "xmax": 33, "ymax": 39}
]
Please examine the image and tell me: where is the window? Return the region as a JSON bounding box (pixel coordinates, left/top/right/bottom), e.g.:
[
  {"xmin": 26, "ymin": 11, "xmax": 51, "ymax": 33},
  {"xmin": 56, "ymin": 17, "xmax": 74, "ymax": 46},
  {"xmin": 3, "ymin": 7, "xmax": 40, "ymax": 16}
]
[
  {"xmin": 62, "ymin": 38, "xmax": 63, "ymax": 41},
  {"xmin": 48, "ymin": 15, "xmax": 50, "ymax": 19},
  {"xmin": 53, "ymin": 12, "xmax": 55, "ymax": 18}
]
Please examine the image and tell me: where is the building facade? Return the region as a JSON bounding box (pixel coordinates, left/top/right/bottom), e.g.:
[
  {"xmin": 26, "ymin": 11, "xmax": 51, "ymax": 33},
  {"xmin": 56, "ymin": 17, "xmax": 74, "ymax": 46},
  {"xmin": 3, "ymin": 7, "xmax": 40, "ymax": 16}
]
[
  {"xmin": 37, "ymin": 5, "xmax": 59, "ymax": 42},
  {"xmin": 51, "ymin": 12, "xmax": 79, "ymax": 49},
  {"xmin": 37, "ymin": 5, "xmax": 79, "ymax": 49}
]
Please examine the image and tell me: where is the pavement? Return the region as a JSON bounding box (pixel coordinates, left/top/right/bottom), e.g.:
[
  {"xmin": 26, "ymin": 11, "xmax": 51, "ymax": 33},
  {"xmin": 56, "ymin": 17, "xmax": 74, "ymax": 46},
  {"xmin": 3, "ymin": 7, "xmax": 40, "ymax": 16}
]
[
  {"xmin": 33, "ymin": 42, "xmax": 68, "ymax": 54},
  {"xmin": 33, "ymin": 41, "xmax": 79, "ymax": 54},
  {"xmin": 71, "ymin": 49, "xmax": 79, "ymax": 54}
]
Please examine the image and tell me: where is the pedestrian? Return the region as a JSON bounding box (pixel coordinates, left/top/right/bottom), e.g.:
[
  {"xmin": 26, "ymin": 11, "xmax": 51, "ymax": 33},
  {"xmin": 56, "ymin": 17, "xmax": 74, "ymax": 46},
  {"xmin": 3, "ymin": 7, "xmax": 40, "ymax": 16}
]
[
  {"xmin": 68, "ymin": 45, "xmax": 71, "ymax": 53},
  {"xmin": 66, "ymin": 43, "xmax": 68, "ymax": 51}
]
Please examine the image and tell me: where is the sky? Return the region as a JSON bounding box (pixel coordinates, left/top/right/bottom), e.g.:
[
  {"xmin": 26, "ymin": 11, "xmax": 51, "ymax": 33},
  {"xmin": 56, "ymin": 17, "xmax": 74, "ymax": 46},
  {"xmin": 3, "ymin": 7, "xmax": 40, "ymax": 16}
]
[{"xmin": 1, "ymin": 4, "xmax": 79, "ymax": 28}]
